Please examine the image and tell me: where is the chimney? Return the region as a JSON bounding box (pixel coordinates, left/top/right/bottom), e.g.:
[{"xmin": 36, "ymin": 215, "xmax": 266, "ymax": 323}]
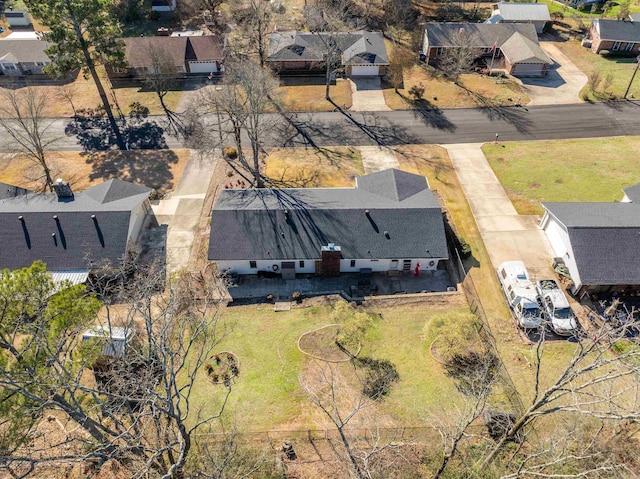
[{"xmin": 53, "ymin": 178, "xmax": 74, "ymax": 199}]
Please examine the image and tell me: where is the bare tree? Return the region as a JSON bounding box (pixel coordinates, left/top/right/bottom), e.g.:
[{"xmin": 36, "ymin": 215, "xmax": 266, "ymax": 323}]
[
  {"xmin": 0, "ymin": 260, "xmax": 232, "ymax": 478},
  {"xmin": 190, "ymin": 59, "xmax": 280, "ymax": 188},
  {"xmin": 143, "ymin": 42, "xmax": 188, "ymax": 138},
  {"xmin": 0, "ymin": 88, "xmax": 61, "ymax": 192},
  {"xmin": 387, "ymin": 44, "xmax": 415, "ymax": 94},
  {"xmin": 438, "ymin": 29, "xmax": 481, "ymax": 82},
  {"xmin": 233, "ymin": 0, "xmax": 273, "ymax": 67},
  {"xmin": 481, "ymin": 317, "xmax": 640, "ymax": 467}
]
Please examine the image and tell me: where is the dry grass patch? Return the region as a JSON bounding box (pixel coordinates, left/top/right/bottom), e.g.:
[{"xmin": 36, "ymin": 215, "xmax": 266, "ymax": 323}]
[
  {"xmin": 0, "ymin": 149, "xmax": 190, "ymax": 194},
  {"xmin": 265, "ymin": 146, "xmax": 363, "ymax": 187},
  {"xmin": 383, "ymin": 66, "xmax": 528, "ymax": 109},
  {"xmin": 276, "ymin": 78, "xmax": 352, "ymax": 112},
  {"xmin": 0, "ymin": 66, "xmax": 182, "ymax": 118}
]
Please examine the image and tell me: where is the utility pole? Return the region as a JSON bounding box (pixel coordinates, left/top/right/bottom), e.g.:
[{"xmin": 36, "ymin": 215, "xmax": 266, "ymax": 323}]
[{"xmin": 624, "ymin": 54, "xmax": 640, "ymax": 99}]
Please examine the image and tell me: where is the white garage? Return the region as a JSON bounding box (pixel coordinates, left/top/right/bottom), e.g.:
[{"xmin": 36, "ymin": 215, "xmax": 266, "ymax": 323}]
[
  {"xmin": 187, "ymin": 61, "xmax": 219, "ymax": 74},
  {"xmin": 350, "ymin": 65, "xmax": 380, "ymax": 76}
]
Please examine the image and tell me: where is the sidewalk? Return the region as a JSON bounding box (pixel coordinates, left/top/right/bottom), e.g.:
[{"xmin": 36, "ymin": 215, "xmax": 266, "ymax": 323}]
[{"xmin": 443, "ymin": 143, "xmax": 554, "ymax": 279}]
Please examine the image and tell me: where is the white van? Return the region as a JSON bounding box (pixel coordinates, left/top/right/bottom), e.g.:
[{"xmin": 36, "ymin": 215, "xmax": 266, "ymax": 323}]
[{"xmin": 497, "ymin": 261, "xmax": 544, "ymax": 330}]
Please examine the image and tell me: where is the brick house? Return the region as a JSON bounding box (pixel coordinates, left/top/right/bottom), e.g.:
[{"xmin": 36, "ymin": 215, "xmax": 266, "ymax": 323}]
[{"xmin": 583, "ymin": 19, "xmax": 640, "ymax": 55}]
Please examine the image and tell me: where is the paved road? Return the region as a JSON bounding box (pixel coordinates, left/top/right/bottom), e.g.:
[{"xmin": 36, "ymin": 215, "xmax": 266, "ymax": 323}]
[{"xmin": 3, "ymin": 102, "xmax": 640, "ymax": 151}]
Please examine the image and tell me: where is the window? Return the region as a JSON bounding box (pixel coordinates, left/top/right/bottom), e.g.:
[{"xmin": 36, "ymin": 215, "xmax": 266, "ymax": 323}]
[
  {"xmin": 435, "ymin": 47, "xmax": 443, "ymax": 56},
  {"xmin": 625, "ymin": 42, "xmax": 635, "ymax": 52},
  {"xmin": 1, "ymin": 63, "xmax": 17, "ymax": 70},
  {"xmin": 501, "ymin": 268, "xmax": 507, "ymax": 279},
  {"xmin": 612, "ymin": 41, "xmax": 622, "ymax": 51},
  {"xmin": 350, "ymin": 260, "xmax": 356, "ymax": 267},
  {"xmin": 249, "ymin": 261, "xmax": 257, "ymax": 268},
  {"xmin": 299, "ymin": 260, "xmax": 305, "ymax": 268}
]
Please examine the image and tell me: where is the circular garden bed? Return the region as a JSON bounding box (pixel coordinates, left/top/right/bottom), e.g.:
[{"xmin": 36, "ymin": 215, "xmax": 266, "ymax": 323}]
[
  {"xmin": 298, "ymin": 324, "xmax": 361, "ymax": 362},
  {"xmin": 204, "ymin": 351, "xmax": 239, "ymax": 386}
]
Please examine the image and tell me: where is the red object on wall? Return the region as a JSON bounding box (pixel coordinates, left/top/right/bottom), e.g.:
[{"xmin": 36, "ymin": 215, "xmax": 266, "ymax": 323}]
[{"xmin": 414, "ymin": 262, "xmax": 420, "ymax": 277}]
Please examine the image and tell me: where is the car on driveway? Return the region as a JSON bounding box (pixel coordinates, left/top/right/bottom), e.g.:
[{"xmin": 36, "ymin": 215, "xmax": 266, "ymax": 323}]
[
  {"xmin": 535, "ymin": 279, "xmax": 578, "ymax": 336},
  {"xmin": 497, "ymin": 261, "xmax": 544, "ymax": 330}
]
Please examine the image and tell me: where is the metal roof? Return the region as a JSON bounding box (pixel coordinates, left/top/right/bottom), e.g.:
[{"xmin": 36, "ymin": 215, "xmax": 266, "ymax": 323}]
[
  {"xmin": 493, "ymin": 2, "xmax": 551, "ymax": 21},
  {"xmin": 51, "ymin": 270, "xmax": 90, "ymax": 286}
]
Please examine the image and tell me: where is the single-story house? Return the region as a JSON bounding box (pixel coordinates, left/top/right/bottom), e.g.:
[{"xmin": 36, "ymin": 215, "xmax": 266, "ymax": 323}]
[
  {"xmin": 582, "ymin": 18, "xmax": 640, "ymax": 55},
  {"xmin": 4, "ymin": 10, "xmax": 32, "ymax": 27},
  {"xmin": 0, "ymin": 178, "xmax": 151, "ymax": 286},
  {"xmin": 0, "ymin": 39, "xmax": 52, "ymax": 76},
  {"xmin": 485, "ymin": 2, "xmax": 551, "ymax": 34},
  {"xmin": 208, "ymin": 169, "xmax": 448, "ymax": 276},
  {"xmin": 109, "ymin": 35, "xmax": 225, "ymax": 78},
  {"xmin": 422, "ymin": 23, "xmax": 553, "ymax": 77},
  {"xmin": 266, "ymin": 31, "xmax": 389, "ymax": 77},
  {"xmin": 540, "ymin": 184, "xmax": 640, "ymax": 297}
]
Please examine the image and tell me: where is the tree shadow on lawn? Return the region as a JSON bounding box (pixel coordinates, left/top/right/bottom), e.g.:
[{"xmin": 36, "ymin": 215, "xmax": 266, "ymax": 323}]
[
  {"xmin": 84, "ymin": 149, "xmax": 179, "ymax": 195},
  {"xmin": 66, "ymin": 113, "xmax": 168, "ymax": 152}
]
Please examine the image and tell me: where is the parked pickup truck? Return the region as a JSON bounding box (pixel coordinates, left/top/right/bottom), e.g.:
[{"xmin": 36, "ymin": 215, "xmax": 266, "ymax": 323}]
[
  {"xmin": 497, "ymin": 261, "xmax": 544, "ymax": 330},
  {"xmin": 535, "ymin": 279, "xmax": 578, "ymax": 336}
]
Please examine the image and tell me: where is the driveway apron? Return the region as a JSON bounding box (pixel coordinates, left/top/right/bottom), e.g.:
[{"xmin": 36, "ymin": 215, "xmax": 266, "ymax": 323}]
[
  {"xmin": 444, "ymin": 143, "xmax": 555, "ymax": 278},
  {"xmin": 349, "ymin": 77, "xmax": 391, "ymax": 111},
  {"xmin": 150, "ymin": 151, "xmax": 217, "ymax": 274}
]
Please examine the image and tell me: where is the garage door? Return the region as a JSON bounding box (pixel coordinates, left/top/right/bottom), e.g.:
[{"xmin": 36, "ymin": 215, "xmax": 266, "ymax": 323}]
[
  {"xmin": 188, "ymin": 61, "xmax": 218, "ymax": 74},
  {"xmin": 351, "ymin": 65, "xmax": 379, "ymax": 76},
  {"xmin": 511, "ymin": 63, "xmax": 544, "ymax": 77}
]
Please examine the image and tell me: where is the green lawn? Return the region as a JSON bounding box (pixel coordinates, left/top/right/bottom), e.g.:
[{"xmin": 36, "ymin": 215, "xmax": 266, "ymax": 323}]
[
  {"xmin": 191, "ymin": 299, "xmax": 472, "ymax": 431},
  {"xmin": 553, "ymin": 40, "xmax": 640, "ymax": 100},
  {"xmin": 483, "ymin": 137, "xmax": 640, "ymax": 215}
]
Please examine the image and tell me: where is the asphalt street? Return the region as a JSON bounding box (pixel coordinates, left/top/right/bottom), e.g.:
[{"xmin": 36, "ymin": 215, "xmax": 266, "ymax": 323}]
[{"xmin": 2, "ymin": 102, "xmax": 640, "ymax": 151}]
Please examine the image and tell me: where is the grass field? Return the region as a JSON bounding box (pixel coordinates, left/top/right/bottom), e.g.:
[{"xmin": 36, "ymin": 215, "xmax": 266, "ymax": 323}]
[
  {"xmin": 482, "ymin": 137, "xmax": 640, "ymax": 215},
  {"xmin": 383, "ymin": 66, "xmax": 529, "ymax": 110},
  {"xmin": 265, "ymin": 147, "xmax": 363, "ymax": 187},
  {"xmin": 191, "ymin": 297, "xmax": 471, "ymax": 431},
  {"xmin": 275, "ymin": 79, "xmax": 353, "ymax": 112},
  {"xmin": 552, "ymin": 40, "xmax": 640, "ymax": 100},
  {"xmin": 0, "ymin": 149, "xmax": 191, "ymax": 194},
  {"xmin": 0, "ymin": 66, "xmax": 182, "ymax": 118}
]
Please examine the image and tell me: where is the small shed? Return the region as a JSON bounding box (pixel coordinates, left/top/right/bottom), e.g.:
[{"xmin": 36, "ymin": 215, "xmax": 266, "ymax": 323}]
[{"xmin": 82, "ymin": 326, "xmax": 133, "ymax": 358}]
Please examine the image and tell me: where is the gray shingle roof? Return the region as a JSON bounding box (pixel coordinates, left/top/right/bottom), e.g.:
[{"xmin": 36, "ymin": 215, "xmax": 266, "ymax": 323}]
[
  {"xmin": 0, "ymin": 39, "xmax": 52, "ymax": 64},
  {"xmin": 425, "ymin": 22, "xmax": 539, "ymax": 48},
  {"xmin": 624, "ymin": 183, "xmax": 640, "ymax": 203},
  {"xmin": 266, "ymin": 31, "xmax": 389, "ymax": 65},
  {"xmin": 500, "ymin": 31, "xmax": 552, "ymax": 64},
  {"xmin": 0, "ymin": 179, "xmax": 150, "ymax": 271},
  {"xmin": 544, "ymin": 200, "xmax": 640, "ymax": 285},
  {"xmin": 494, "ymin": 2, "xmax": 551, "ymax": 21},
  {"xmin": 593, "ymin": 19, "xmax": 640, "ymax": 43},
  {"xmin": 208, "ymin": 169, "xmax": 447, "ymax": 261}
]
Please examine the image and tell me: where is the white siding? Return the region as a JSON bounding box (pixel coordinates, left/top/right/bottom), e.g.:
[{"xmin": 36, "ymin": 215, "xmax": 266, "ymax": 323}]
[
  {"xmin": 541, "ymin": 212, "xmax": 583, "ymax": 292},
  {"xmin": 218, "ymin": 257, "xmax": 444, "ymax": 275},
  {"xmin": 127, "ymin": 200, "xmax": 149, "ymax": 244}
]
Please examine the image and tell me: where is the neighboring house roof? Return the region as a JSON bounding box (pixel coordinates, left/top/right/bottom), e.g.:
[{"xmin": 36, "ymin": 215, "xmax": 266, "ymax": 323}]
[
  {"xmin": 500, "ymin": 31, "xmax": 552, "ymax": 64},
  {"xmin": 0, "ymin": 39, "xmax": 52, "ymax": 64},
  {"xmin": 0, "ymin": 179, "xmax": 151, "ymax": 271},
  {"xmin": 426, "ymin": 22, "xmax": 536, "ymax": 47},
  {"xmin": 624, "ymin": 183, "xmax": 640, "ymax": 202},
  {"xmin": 123, "ymin": 35, "xmax": 224, "ymax": 68},
  {"xmin": 543, "ymin": 192, "xmax": 640, "ymax": 285},
  {"xmin": 493, "ymin": 2, "xmax": 551, "ymax": 21},
  {"xmin": 630, "ymin": 13, "xmax": 640, "ymax": 22},
  {"xmin": 82, "ymin": 326, "xmax": 132, "ymax": 357},
  {"xmin": 0, "ymin": 182, "xmax": 30, "ymax": 200},
  {"xmin": 266, "ymin": 31, "xmax": 389, "ymax": 65},
  {"xmin": 208, "ymin": 169, "xmax": 448, "ymax": 262},
  {"xmin": 592, "ymin": 18, "xmax": 640, "ymax": 43}
]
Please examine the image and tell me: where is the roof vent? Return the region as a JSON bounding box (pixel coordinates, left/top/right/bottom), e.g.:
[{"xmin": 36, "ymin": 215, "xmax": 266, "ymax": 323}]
[
  {"xmin": 18, "ymin": 215, "xmax": 23, "ymax": 221},
  {"xmin": 384, "ymin": 230, "xmax": 390, "ymax": 239},
  {"xmin": 53, "ymin": 215, "xmax": 58, "ymax": 220},
  {"xmin": 365, "ymin": 209, "xmax": 370, "ymax": 215},
  {"xmin": 53, "ymin": 179, "xmax": 74, "ymax": 199}
]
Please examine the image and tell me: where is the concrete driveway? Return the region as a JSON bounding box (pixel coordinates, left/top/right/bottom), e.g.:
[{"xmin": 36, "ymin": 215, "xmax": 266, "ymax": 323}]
[
  {"xmin": 349, "ymin": 77, "xmax": 391, "ymax": 112},
  {"xmin": 444, "ymin": 143, "xmax": 555, "ymax": 279},
  {"xmin": 520, "ymin": 42, "xmax": 588, "ymax": 106}
]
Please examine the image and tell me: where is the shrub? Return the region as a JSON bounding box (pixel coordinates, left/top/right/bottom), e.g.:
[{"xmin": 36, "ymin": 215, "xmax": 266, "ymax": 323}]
[
  {"xmin": 457, "ymin": 236, "xmax": 472, "ymax": 258},
  {"xmin": 443, "ymin": 350, "xmax": 500, "ymax": 397},
  {"xmin": 333, "ymin": 302, "xmax": 377, "ymax": 354},
  {"xmin": 408, "ymin": 82, "xmax": 426, "ymax": 100},
  {"xmin": 353, "ymin": 357, "xmax": 400, "ymax": 400},
  {"xmin": 224, "ymin": 146, "xmax": 238, "ymax": 159}
]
